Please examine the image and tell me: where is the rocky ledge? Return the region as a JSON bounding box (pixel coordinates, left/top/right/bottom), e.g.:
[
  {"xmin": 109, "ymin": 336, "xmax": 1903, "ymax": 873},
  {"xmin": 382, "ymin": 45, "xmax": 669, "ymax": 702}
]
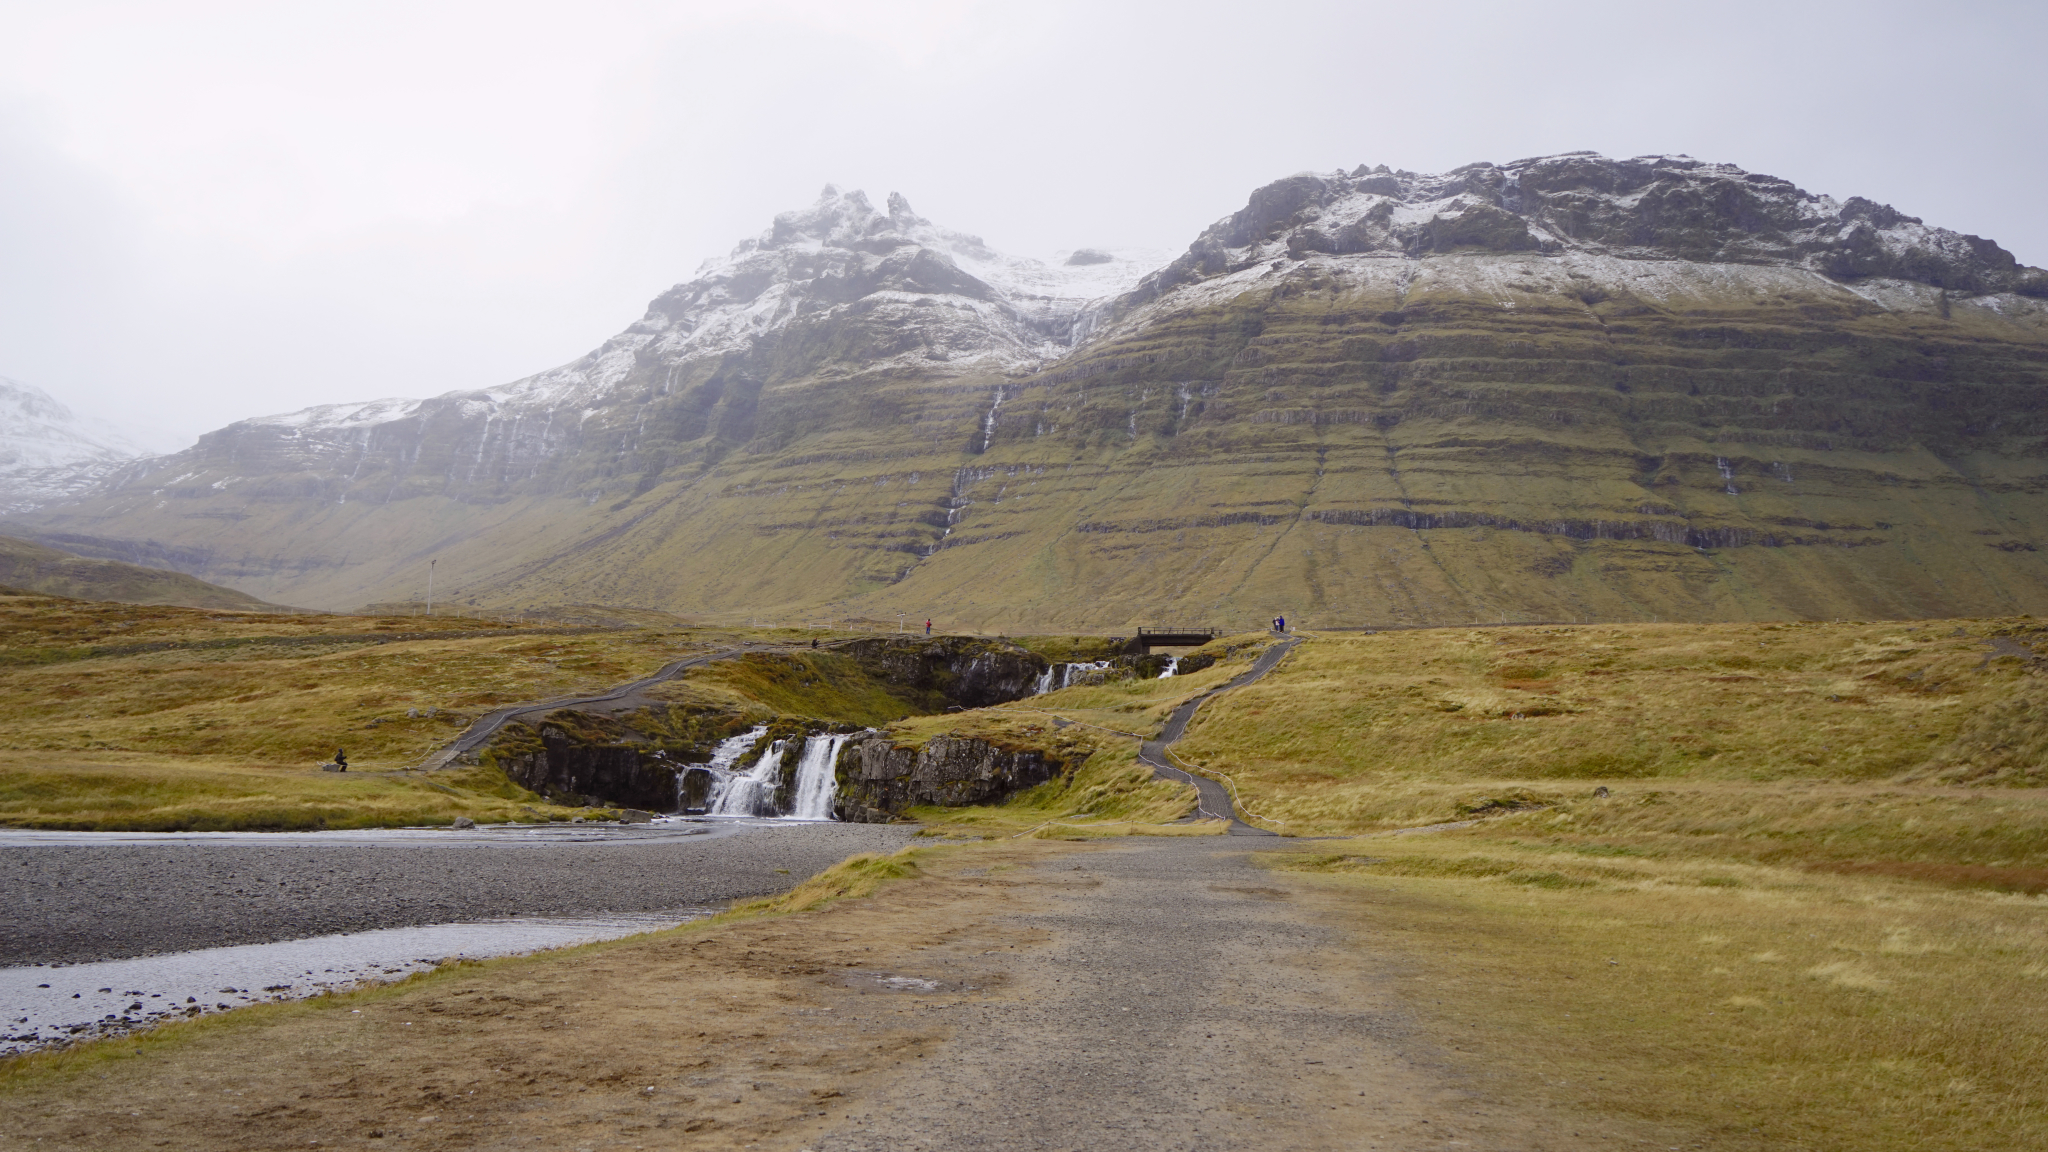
[{"xmin": 833, "ymin": 734, "xmax": 1086, "ymax": 822}]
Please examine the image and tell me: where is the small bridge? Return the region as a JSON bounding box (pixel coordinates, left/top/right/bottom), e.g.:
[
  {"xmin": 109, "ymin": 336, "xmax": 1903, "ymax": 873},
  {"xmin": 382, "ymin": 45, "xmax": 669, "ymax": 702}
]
[{"xmin": 1124, "ymin": 627, "xmax": 1224, "ymax": 655}]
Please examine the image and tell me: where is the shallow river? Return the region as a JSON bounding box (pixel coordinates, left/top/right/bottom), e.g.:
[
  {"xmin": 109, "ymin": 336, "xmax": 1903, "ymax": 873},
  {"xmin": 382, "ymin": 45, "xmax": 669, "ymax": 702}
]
[{"xmin": 1, "ymin": 818, "xmax": 918, "ymax": 1055}]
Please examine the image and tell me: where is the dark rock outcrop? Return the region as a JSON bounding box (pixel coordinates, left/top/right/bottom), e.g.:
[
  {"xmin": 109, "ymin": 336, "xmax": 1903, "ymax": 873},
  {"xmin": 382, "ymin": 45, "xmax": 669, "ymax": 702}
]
[
  {"xmin": 841, "ymin": 636, "xmax": 1048, "ymax": 709},
  {"xmin": 486, "ymin": 704, "xmax": 750, "ymax": 811},
  {"xmin": 678, "ymin": 766, "xmax": 715, "ymax": 813},
  {"xmin": 493, "ymin": 724, "xmax": 682, "ymax": 811},
  {"xmin": 834, "ymin": 733, "xmax": 1084, "ymax": 821}
]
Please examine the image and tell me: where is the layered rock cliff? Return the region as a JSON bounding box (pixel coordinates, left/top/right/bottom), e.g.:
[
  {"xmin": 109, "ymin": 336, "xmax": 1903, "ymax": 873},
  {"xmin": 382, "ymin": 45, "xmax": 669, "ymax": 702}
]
[
  {"xmin": 9, "ymin": 154, "xmax": 2047, "ymax": 626},
  {"xmin": 833, "ymin": 733, "xmax": 1082, "ymax": 822}
]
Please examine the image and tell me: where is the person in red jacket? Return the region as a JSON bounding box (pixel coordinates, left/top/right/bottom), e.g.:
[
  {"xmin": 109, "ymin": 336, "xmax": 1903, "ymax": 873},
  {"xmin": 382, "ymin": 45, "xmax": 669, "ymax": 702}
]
[{"xmin": 925, "ymin": 618, "xmax": 932, "ymax": 636}]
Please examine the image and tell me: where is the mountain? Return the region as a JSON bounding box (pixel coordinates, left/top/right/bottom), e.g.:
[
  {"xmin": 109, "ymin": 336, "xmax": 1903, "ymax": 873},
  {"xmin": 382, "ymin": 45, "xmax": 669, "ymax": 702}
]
[
  {"xmin": 7, "ymin": 154, "xmax": 2048, "ymax": 628},
  {"xmin": 0, "ymin": 534, "xmax": 278, "ymax": 610},
  {"xmin": 0, "ymin": 377, "xmax": 150, "ymax": 514}
]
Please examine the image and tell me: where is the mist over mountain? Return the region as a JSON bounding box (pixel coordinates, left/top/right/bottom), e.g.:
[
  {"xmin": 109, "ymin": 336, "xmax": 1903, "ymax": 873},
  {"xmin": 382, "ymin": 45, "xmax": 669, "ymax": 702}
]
[
  {"xmin": 7, "ymin": 153, "xmax": 2046, "ymax": 627},
  {"xmin": 0, "ymin": 377, "xmax": 150, "ymax": 514}
]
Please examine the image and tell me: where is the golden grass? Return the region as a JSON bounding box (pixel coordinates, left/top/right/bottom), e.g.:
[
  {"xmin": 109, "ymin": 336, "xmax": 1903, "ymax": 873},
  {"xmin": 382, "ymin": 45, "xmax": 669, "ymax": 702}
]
[
  {"xmin": 724, "ymin": 846, "xmax": 929, "ymax": 915},
  {"xmin": 673, "ymin": 647, "xmax": 941, "ymax": 726},
  {"xmin": 1260, "ymin": 826, "xmax": 2048, "ymax": 1149},
  {"xmin": 1070, "ymin": 617, "xmax": 2048, "ymax": 1146},
  {"xmin": 0, "ymin": 592, "xmax": 856, "ymax": 828},
  {"xmin": 1176, "ymin": 619, "xmax": 2048, "ymax": 837},
  {"xmin": 0, "ymin": 755, "xmax": 565, "ymax": 831}
]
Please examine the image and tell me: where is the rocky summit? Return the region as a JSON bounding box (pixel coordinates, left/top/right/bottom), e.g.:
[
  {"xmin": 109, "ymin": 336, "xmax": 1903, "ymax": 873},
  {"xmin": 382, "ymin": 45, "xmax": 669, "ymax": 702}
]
[{"xmin": 7, "ymin": 153, "xmax": 2047, "ymax": 627}]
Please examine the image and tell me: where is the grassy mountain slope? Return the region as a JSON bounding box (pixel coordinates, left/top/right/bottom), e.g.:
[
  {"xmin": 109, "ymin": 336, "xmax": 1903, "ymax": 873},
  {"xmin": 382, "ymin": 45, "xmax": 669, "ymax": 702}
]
[
  {"xmin": 0, "ymin": 534, "xmax": 280, "ymax": 611},
  {"xmin": 9, "ymin": 156, "xmax": 2047, "ymax": 627}
]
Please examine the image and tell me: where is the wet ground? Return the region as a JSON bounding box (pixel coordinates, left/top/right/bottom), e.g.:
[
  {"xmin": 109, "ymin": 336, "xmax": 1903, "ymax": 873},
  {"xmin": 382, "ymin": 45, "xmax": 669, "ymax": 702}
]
[
  {"xmin": 2, "ymin": 912, "xmax": 707, "ymax": 1056},
  {"xmin": 2, "ymin": 820, "xmax": 918, "ymax": 966}
]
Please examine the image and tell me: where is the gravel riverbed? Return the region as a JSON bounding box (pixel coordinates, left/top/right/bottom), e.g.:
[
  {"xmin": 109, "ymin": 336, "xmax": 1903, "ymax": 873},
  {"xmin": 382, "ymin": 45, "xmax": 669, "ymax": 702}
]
[{"xmin": 2, "ymin": 821, "xmax": 918, "ymax": 966}]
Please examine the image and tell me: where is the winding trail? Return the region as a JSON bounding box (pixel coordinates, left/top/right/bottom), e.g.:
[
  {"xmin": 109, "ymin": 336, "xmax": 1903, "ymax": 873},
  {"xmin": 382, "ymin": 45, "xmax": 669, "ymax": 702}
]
[{"xmin": 1139, "ymin": 636, "xmax": 1301, "ymax": 834}]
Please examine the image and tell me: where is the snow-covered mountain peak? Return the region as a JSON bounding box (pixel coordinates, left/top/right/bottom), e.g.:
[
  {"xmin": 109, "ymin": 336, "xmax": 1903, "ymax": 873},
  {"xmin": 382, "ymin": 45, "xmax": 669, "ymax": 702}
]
[
  {"xmin": 0, "ymin": 377, "xmax": 153, "ymax": 512},
  {"xmin": 622, "ymin": 185, "xmax": 1162, "ymax": 375},
  {"xmin": 0, "ymin": 377, "xmax": 148, "ymax": 470},
  {"xmin": 178, "ymin": 187, "xmax": 1169, "ymax": 455},
  {"xmin": 1125, "ymin": 152, "xmax": 2048, "ymax": 309}
]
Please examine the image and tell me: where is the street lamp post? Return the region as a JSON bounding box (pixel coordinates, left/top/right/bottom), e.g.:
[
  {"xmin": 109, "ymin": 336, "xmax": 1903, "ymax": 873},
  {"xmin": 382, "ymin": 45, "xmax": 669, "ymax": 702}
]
[
  {"xmin": 896, "ymin": 613, "xmax": 906, "ymax": 633},
  {"xmin": 427, "ymin": 559, "xmax": 435, "ymax": 616}
]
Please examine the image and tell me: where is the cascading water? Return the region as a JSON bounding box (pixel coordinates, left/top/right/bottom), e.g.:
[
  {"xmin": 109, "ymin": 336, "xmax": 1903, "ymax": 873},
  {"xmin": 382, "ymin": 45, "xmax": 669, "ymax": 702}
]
[
  {"xmin": 1032, "ymin": 661, "xmax": 1114, "ymax": 694},
  {"xmin": 679, "ymin": 725, "xmax": 763, "ymax": 811},
  {"xmin": 787, "ymin": 733, "xmax": 852, "ymax": 821},
  {"xmin": 979, "ymin": 387, "xmax": 1007, "ymax": 451},
  {"xmin": 706, "ymin": 729, "xmax": 785, "ymax": 817},
  {"xmin": 1158, "ymin": 656, "xmax": 1180, "ymax": 678}
]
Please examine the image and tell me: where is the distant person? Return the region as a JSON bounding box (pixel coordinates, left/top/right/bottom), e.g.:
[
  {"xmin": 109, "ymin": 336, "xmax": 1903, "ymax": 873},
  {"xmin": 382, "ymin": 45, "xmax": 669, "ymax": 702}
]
[
  {"xmin": 925, "ymin": 618, "xmax": 932, "ymax": 636},
  {"xmin": 1275, "ymin": 616, "xmax": 1286, "ymax": 633},
  {"xmin": 811, "ymin": 638, "xmax": 818, "ymax": 649},
  {"xmin": 334, "ymin": 747, "xmax": 347, "ymax": 772}
]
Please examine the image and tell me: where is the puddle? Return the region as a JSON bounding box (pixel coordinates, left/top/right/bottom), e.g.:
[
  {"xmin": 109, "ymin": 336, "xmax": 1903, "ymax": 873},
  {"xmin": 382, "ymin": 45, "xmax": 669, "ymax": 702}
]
[
  {"xmin": 840, "ymin": 971, "xmax": 942, "ymax": 994},
  {"xmin": 2, "ymin": 912, "xmax": 709, "ymax": 1056}
]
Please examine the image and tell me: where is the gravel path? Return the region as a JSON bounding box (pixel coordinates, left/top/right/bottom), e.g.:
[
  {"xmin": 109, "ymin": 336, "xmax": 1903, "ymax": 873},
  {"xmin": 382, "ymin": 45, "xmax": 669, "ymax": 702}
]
[
  {"xmin": 812, "ymin": 836, "xmax": 1549, "ymax": 1151},
  {"xmin": 1, "ymin": 822, "xmax": 916, "ymax": 966},
  {"xmin": 1140, "ymin": 636, "xmax": 1299, "ymax": 835}
]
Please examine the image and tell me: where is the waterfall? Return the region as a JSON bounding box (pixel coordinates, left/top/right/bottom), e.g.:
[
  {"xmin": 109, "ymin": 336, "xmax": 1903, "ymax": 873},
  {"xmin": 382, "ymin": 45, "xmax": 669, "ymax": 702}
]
[
  {"xmin": 979, "ymin": 387, "xmax": 1007, "ymax": 451},
  {"xmin": 1158, "ymin": 656, "xmax": 1180, "ymax": 678},
  {"xmin": 680, "ymin": 724, "xmax": 764, "ymax": 810},
  {"xmin": 1032, "ymin": 661, "xmax": 1114, "ymax": 694},
  {"xmin": 706, "ymin": 729, "xmax": 784, "ymax": 817},
  {"xmin": 788, "ymin": 733, "xmax": 852, "ymax": 821},
  {"xmin": 1061, "ymin": 661, "xmax": 1112, "ymax": 688}
]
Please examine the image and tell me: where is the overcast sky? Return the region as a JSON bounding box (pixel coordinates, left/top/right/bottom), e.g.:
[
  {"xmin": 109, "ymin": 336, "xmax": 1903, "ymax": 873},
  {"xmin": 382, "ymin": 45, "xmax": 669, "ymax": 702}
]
[{"xmin": 2, "ymin": 0, "xmax": 2042, "ymax": 451}]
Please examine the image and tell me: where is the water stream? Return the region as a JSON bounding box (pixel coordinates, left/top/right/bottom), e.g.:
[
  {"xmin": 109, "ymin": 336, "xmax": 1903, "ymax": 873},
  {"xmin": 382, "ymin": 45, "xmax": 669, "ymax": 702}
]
[
  {"xmin": 1158, "ymin": 656, "xmax": 1180, "ymax": 678},
  {"xmin": 2, "ymin": 912, "xmax": 706, "ymax": 1057},
  {"xmin": 705, "ymin": 728, "xmax": 781, "ymax": 817},
  {"xmin": 693, "ymin": 726, "xmax": 852, "ymax": 820},
  {"xmin": 788, "ymin": 734, "xmax": 852, "ymax": 821},
  {"xmin": 1032, "ymin": 661, "xmax": 1114, "ymax": 694}
]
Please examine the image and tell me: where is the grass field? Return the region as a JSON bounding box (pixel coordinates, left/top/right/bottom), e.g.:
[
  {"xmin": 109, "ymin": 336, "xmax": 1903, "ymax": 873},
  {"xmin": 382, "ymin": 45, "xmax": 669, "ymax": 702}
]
[
  {"xmin": 1025, "ymin": 618, "xmax": 2048, "ymax": 1148},
  {"xmin": 0, "ymin": 592, "xmax": 789, "ymax": 829},
  {"xmin": 1258, "ymin": 831, "xmax": 2048, "ymax": 1149}
]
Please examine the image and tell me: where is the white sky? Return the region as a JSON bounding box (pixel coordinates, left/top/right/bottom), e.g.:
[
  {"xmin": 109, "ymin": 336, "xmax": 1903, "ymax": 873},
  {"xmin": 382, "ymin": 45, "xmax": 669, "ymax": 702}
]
[{"xmin": 2, "ymin": 0, "xmax": 2043, "ymax": 451}]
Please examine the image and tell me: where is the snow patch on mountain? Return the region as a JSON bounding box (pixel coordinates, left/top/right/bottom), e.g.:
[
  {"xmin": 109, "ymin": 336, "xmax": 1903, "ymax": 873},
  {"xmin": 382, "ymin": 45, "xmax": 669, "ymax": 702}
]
[
  {"xmin": 0, "ymin": 377, "xmax": 153, "ymax": 512},
  {"xmin": 630, "ymin": 185, "xmax": 1161, "ymax": 373},
  {"xmin": 219, "ymin": 187, "xmax": 1167, "ymax": 444},
  {"xmin": 1119, "ymin": 152, "xmax": 2048, "ymax": 322}
]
